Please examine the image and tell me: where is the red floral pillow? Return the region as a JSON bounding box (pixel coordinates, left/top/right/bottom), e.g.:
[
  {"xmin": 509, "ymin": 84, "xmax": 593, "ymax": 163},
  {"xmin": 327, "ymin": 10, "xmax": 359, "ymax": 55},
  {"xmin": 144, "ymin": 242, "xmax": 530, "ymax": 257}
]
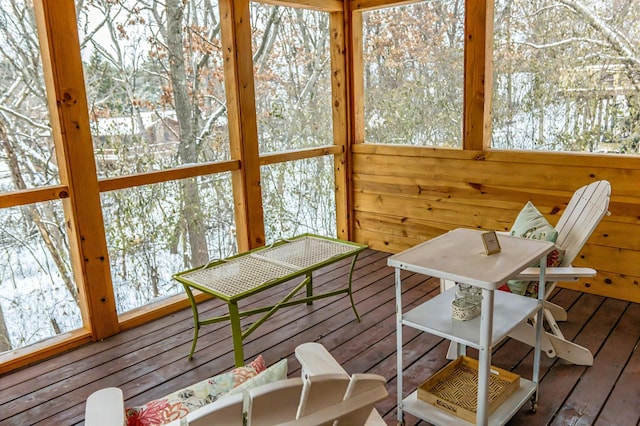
[{"xmin": 125, "ymin": 355, "xmax": 266, "ymax": 426}]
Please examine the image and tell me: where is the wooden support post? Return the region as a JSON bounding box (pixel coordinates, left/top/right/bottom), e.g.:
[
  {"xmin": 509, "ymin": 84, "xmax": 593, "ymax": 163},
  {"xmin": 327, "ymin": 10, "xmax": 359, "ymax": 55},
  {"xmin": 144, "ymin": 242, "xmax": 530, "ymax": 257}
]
[
  {"xmin": 463, "ymin": 0, "xmax": 494, "ymax": 150},
  {"xmin": 32, "ymin": 0, "xmax": 119, "ymax": 339},
  {"xmin": 351, "ymin": 11, "xmax": 364, "ymax": 145},
  {"xmin": 220, "ymin": 0, "xmax": 265, "ymax": 251},
  {"xmin": 331, "ymin": 7, "xmax": 353, "ymax": 241}
]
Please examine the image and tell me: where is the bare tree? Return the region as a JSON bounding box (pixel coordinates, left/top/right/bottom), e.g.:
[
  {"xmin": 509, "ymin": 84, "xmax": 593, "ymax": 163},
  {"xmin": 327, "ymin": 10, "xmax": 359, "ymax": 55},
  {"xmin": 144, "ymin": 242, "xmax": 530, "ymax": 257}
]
[{"xmin": 493, "ymin": 0, "xmax": 640, "ymax": 152}]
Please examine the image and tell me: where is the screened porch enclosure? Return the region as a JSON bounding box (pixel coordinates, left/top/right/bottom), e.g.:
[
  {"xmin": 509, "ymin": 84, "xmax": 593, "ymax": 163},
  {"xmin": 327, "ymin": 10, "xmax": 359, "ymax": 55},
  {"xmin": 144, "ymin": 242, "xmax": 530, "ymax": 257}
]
[{"xmin": 0, "ymin": 0, "xmax": 638, "ymax": 400}]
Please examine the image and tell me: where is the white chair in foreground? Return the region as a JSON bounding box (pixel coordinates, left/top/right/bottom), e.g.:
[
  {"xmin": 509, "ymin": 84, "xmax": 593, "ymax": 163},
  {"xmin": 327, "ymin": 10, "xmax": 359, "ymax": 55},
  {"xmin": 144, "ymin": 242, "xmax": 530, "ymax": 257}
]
[
  {"xmin": 443, "ymin": 180, "xmax": 611, "ymax": 366},
  {"xmin": 85, "ymin": 343, "xmax": 388, "ymax": 426},
  {"xmin": 295, "ymin": 342, "xmax": 387, "ymax": 425}
]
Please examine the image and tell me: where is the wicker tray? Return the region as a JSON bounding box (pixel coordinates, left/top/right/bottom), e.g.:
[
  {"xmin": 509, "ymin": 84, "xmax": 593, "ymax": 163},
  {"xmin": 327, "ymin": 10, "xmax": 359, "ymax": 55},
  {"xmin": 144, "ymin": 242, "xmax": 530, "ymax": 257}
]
[{"xmin": 418, "ymin": 356, "xmax": 520, "ymax": 424}]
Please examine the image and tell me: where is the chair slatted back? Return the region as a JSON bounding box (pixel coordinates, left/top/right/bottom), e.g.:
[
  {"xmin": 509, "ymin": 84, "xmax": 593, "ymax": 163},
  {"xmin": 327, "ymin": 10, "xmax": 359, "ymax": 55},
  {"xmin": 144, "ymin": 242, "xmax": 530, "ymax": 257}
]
[
  {"xmin": 283, "ymin": 374, "xmax": 387, "ymax": 426},
  {"xmin": 248, "ymin": 378, "xmax": 305, "ymax": 426},
  {"xmin": 337, "ymin": 374, "xmax": 388, "ymax": 425},
  {"xmin": 297, "ymin": 374, "xmax": 350, "ymax": 419},
  {"xmin": 187, "ymin": 392, "xmax": 244, "ymax": 426},
  {"xmin": 554, "ymin": 180, "xmax": 611, "ymax": 266},
  {"xmin": 247, "ymin": 374, "xmax": 387, "ymax": 426}
]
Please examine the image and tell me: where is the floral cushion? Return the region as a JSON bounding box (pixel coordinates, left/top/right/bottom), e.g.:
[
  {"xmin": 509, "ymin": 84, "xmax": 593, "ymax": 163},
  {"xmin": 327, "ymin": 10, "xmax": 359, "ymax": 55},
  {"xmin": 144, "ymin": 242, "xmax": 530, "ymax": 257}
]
[
  {"xmin": 227, "ymin": 358, "xmax": 288, "ymax": 396},
  {"xmin": 125, "ymin": 355, "xmax": 266, "ymax": 426}
]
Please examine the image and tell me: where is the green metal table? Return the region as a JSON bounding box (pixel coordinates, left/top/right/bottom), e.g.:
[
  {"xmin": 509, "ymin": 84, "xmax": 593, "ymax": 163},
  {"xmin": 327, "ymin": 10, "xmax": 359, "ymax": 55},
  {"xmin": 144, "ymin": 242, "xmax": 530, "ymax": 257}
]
[{"xmin": 173, "ymin": 234, "xmax": 368, "ymax": 366}]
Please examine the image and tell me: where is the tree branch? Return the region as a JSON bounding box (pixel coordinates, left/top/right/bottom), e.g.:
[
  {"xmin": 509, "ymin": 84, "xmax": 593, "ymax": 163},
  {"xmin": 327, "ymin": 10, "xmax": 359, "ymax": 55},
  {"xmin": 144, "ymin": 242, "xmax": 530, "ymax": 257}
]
[{"xmin": 558, "ymin": 0, "xmax": 640, "ymax": 68}]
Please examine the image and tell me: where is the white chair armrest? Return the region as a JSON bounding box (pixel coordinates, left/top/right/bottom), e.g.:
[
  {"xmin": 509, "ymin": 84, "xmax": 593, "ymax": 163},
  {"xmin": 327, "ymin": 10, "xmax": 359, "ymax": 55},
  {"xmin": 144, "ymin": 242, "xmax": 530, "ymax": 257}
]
[
  {"xmin": 514, "ymin": 266, "xmax": 596, "ymax": 281},
  {"xmin": 85, "ymin": 387, "xmax": 125, "ymax": 426},
  {"xmin": 295, "ymin": 342, "xmax": 349, "ymax": 378}
]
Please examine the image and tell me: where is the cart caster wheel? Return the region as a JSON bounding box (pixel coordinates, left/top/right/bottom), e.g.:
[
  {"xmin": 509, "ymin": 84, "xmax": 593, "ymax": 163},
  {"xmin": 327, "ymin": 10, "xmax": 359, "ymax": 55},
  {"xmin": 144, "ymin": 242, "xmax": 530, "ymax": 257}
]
[
  {"xmin": 397, "ymin": 422, "xmax": 405, "ymax": 426},
  {"xmin": 531, "ymin": 402, "xmax": 538, "ymax": 413}
]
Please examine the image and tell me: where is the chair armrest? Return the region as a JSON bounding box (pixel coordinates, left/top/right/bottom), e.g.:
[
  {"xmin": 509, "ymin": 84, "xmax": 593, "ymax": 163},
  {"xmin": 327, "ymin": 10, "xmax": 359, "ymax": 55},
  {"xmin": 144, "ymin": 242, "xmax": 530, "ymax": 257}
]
[
  {"xmin": 514, "ymin": 266, "xmax": 596, "ymax": 281},
  {"xmin": 295, "ymin": 342, "xmax": 349, "ymax": 378},
  {"xmin": 85, "ymin": 387, "xmax": 125, "ymax": 426}
]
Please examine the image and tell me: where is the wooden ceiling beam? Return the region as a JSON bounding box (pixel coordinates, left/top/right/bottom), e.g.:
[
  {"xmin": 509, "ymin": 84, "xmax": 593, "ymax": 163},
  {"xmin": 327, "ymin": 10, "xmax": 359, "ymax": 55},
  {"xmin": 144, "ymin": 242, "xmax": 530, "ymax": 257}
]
[
  {"xmin": 257, "ymin": 0, "xmax": 343, "ymax": 12},
  {"xmin": 350, "ymin": 0, "xmax": 420, "ymax": 12}
]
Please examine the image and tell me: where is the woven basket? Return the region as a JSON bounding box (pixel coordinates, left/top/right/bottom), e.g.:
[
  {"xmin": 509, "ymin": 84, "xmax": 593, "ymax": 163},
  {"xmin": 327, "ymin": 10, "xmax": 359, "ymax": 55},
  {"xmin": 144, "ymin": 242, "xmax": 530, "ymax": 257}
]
[
  {"xmin": 451, "ymin": 296, "xmax": 481, "ymax": 321},
  {"xmin": 418, "ymin": 356, "xmax": 520, "ymax": 423}
]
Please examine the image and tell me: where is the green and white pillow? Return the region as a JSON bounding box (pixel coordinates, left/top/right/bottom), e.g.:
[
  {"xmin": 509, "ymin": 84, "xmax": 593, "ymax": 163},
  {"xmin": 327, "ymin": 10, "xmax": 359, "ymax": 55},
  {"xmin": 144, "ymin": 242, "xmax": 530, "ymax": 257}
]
[
  {"xmin": 510, "ymin": 201, "xmax": 558, "ymax": 243},
  {"xmin": 506, "ymin": 201, "xmax": 561, "ymax": 296}
]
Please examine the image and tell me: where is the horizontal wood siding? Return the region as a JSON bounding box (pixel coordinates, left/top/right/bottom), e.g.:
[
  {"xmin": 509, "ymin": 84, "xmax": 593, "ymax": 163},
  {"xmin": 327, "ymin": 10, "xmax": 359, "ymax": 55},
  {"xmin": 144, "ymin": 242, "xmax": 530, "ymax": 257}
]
[{"xmin": 352, "ymin": 144, "xmax": 640, "ymax": 303}]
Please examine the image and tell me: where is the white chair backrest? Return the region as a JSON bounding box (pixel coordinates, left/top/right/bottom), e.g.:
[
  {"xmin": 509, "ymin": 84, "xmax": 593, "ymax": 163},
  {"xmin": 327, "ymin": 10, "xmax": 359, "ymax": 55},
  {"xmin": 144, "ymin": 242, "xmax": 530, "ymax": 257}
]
[
  {"xmin": 170, "ymin": 373, "xmax": 387, "ymax": 426},
  {"xmin": 84, "ymin": 387, "xmax": 126, "ymax": 426},
  {"xmin": 297, "ymin": 374, "xmax": 350, "ymax": 419},
  {"xmin": 336, "ymin": 373, "xmax": 388, "ymax": 425},
  {"xmin": 285, "ymin": 374, "xmax": 387, "ymax": 426},
  {"xmin": 554, "ymin": 180, "xmax": 611, "ymax": 266},
  {"xmin": 248, "ymin": 377, "xmax": 305, "ymax": 426},
  {"xmin": 248, "ymin": 374, "xmax": 387, "ymax": 426}
]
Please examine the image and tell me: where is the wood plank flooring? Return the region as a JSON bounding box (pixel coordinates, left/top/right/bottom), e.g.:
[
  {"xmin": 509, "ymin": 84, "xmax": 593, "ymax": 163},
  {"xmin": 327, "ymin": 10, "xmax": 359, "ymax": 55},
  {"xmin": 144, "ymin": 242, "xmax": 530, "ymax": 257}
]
[{"xmin": 1, "ymin": 249, "xmax": 639, "ymax": 425}]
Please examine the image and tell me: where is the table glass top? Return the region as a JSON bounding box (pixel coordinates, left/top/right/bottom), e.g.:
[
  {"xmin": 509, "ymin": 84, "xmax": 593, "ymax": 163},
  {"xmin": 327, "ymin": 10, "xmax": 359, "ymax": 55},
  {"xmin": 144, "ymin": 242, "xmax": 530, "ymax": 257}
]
[{"xmin": 177, "ymin": 235, "xmax": 363, "ymax": 298}]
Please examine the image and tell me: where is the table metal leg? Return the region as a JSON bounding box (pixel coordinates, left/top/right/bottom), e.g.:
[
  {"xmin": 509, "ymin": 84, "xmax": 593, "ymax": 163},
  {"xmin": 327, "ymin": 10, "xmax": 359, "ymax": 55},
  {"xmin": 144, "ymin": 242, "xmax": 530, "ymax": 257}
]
[
  {"xmin": 395, "ymin": 268, "xmax": 404, "ymax": 425},
  {"xmin": 306, "ymin": 272, "xmax": 313, "ymax": 305},
  {"xmin": 347, "ymin": 254, "xmax": 361, "ymax": 322},
  {"xmin": 477, "ymin": 288, "xmax": 495, "ymax": 426},
  {"xmin": 533, "ymin": 256, "xmax": 547, "ymax": 407},
  {"xmin": 183, "ymin": 285, "xmax": 201, "ymax": 361},
  {"xmin": 228, "ymin": 301, "xmax": 244, "ymax": 367}
]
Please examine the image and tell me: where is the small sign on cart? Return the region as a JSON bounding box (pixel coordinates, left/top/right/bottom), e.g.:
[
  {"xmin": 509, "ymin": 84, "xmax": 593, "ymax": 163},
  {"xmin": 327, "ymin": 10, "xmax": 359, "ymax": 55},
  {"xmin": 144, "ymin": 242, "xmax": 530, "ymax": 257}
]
[{"xmin": 481, "ymin": 231, "xmax": 501, "ymax": 255}]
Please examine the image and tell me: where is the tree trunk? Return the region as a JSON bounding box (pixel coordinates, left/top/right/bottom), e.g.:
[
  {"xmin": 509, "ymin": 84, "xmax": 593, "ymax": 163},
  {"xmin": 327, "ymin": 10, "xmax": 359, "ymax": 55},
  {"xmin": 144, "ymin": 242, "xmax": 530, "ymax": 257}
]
[
  {"xmin": 166, "ymin": 0, "xmax": 209, "ymax": 266},
  {"xmin": 0, "ymin": 302, "xmax": 11, "ymax": 352},
  {"xmin": 0, "ymin": 120, "xmax": 79, "ymax": 307}
]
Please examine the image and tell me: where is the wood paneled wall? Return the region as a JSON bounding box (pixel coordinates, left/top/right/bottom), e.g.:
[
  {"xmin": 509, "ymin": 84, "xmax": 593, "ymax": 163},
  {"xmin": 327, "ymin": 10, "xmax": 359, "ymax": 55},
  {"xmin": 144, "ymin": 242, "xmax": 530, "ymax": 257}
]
[{"xmin": 352, "ymin": 144, "xmax": 640, "ymax": 303}]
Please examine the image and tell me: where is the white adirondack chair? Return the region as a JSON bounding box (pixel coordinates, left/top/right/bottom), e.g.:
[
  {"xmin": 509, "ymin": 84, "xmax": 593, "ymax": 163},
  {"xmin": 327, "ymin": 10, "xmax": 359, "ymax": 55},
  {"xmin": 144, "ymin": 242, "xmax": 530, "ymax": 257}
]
[
  {"xmin": 442, "ymin": 180, "xmax": 611, "ymax": 366},
  {"xmin": 85, "ymin": 343, "xmax": 388, "ymax": 426}
]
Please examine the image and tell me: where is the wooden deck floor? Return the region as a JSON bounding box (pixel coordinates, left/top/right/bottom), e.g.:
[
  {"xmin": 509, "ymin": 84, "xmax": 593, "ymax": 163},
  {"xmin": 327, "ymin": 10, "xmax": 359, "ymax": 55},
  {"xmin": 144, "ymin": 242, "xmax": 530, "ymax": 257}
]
[{"xmin": 1, "ymin": 249, "xmax": 639, "ymax": 425}]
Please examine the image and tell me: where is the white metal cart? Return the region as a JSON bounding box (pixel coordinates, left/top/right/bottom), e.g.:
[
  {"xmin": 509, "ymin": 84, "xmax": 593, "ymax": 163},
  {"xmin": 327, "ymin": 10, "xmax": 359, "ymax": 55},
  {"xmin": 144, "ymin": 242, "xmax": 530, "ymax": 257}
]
[{"xmin": 388, "ymin": 228, "xmax": 554, "ymax": 425}]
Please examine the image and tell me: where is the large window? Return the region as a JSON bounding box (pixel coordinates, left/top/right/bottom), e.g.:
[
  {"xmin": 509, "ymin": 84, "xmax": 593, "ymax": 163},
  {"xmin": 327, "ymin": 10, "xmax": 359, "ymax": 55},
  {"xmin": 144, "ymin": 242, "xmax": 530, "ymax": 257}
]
[
  {"xmin": 251, "ymin": 4, "xmax": 337, "ymax": 238},
  {"xmin": 0, "ymin": 2, "xmax": 82, "ymax": 353},
  {"xmin": 251, "ymin": 4, "xmax": 334, "ymax": 153},
  {"xmin": 102, "ymin": 175, "xmax": 236, "ymax": 314},
  {"xmin": 76, "ymin": 0, "xmax": 239, "ymax": 314},
  {"xmin": 262, "ymin": 157, "xmax": 337, "ymax": 242},
  {"xmin": 0, "ymin": 1, "xmax": 59, "ymax": 191},
  {"xmin": 77, "ymin": 0, "xmax": 231, "ymax": 178},
  {"xmin": 362, "ymin": 1, "xmax": 464, "ymax": 147},
  {"xmin": 0, "ymin": 202, "xmax": 81, "ymax": 352},
  {"xmin": 492, "ymin": 0, "xmax": 640, "ymax": 154}
]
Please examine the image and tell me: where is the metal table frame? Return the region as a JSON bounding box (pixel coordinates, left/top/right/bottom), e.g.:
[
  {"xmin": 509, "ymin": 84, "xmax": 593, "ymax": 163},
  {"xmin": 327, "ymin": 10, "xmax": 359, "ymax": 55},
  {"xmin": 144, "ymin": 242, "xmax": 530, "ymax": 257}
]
[
  {"xmin": 173, "ymin": 234, "xmax": 367, "ymax": 366},
  {"xmin": 388, "ymin": 229, "xmax": 554, "ymax": 425}
]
